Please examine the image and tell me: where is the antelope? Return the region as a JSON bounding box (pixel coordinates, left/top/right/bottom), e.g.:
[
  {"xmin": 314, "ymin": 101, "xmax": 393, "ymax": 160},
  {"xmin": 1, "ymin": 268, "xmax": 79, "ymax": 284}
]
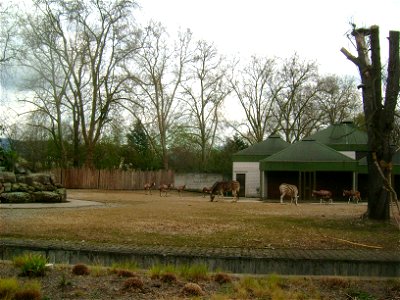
[
  {"xmin": 210, "ymin": 181, "xmax": 240, "ymax": 202},
  {"xmin": 343, "ymin": 190, "xmax": 361, "ymax": 204},
  {"xmin": 202, "ymin": 187, "xmax": 211, "ymax": 198},
  {"xmin": 159, "ymin": 183, "xmax": 172, "ymax": 197},
  {"xmin": 144, "ymin": 182, "xmax": 156, "ymax": 195},
  {"xmin": 176, "ymin": 184, "xmax": 186, "ymax": 196},
  {"xmin": 312, "ymin": 189, "xmax": 333, "ymax": 204}
]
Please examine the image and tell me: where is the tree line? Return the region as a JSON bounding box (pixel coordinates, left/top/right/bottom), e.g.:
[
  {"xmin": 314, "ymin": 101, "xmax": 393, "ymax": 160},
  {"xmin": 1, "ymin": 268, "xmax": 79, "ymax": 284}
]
[{"xmin": 0, "ymin": 0, "xmax": 363, "ymax": 173}]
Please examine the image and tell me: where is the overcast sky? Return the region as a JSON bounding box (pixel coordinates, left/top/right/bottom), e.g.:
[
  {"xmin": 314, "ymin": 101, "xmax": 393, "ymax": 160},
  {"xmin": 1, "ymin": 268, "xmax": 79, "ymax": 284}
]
[{"xmin": 136, "ymin": 0, "xmax": 400, "ymax": 77}]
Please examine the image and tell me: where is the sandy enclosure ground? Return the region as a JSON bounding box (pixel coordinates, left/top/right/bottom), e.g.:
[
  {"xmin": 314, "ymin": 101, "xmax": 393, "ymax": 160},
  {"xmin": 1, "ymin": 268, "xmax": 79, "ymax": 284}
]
[{"xmin": 2, "ymin": 189, "xmax": 398, "ymax": 250}]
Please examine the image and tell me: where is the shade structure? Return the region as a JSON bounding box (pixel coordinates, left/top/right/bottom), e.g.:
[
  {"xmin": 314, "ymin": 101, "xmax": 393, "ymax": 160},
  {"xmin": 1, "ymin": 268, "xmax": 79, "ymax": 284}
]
[
  {"xmin": 233, "ymin": 134, "xmax": 290, "ymax": 162},
  {"xmin": 260, "ymin": 139, "xmax": 358, "ymax": 172}
]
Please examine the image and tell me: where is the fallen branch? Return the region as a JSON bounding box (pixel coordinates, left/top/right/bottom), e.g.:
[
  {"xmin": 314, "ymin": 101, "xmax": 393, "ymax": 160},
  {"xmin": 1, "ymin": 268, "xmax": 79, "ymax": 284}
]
[{"xmin": 328, "ymin": 236, "xmax": 383, "ymax": 249}]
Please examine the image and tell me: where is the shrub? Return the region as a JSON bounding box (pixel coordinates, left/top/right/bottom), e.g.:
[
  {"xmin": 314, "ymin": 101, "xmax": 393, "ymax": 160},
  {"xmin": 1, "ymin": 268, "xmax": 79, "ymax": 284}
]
[
  {"xmin": 160, "ymin": 272, "xmax": 178, "ymax": 283},
  {"xmin": 116, "ymin": 270, "xmax": 136, "ymax": 278},
  {"xmin": 181, "ymin": 282, "xmax": 204, "ymax": 296},
  {"xmin": 213, "ymin": 273, "xmax": 233, "ymax": 284},
  {"xmin": 72, "ymin": 264, "xmax": 90, "ymax": 276},
  {"xmin": 178, "ymin": 264, "xmax": 209, "ymax": 281},
  {"xmin": 0, "ymin": 277, "xmax": 19, "ymax": 300},
  {"xmin": 123, "ymin": 277, "xmax": 144, "ymax": 290},
  {"xmin": 13, "ymin": 289, "xmax": 41, "ymax": 300},
  {"xmin": 13, "ymin": 253, "xmax": 47, "ymax": 277}
]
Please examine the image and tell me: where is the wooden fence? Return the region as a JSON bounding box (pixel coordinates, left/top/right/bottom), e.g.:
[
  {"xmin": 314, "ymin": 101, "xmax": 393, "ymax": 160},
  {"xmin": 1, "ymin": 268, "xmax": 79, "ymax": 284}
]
[{"xmin": 49, "ymin": 168, "xmax": 174, "ymax": 190}]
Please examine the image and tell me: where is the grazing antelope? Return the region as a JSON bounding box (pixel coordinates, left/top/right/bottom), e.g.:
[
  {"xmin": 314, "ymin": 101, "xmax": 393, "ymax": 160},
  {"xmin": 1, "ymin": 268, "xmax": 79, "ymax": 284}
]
[
  {"xmin": 176, "ymin": 184, "xmax": 186, "ymax": 196},
  {"xmin": 279, "ymin": 183, "xmax": 299, "ymax": 205},
  {"xmin": 343, "ymin": 189, "xmax": 361, "ymax": 204},
  {"xmin": 202, "ymin": 187, "xmax": 211, "ymax": 198},
  {"xmin": 144, "ymin": 182, "xmax": 156, "ymax": 195},
  {"xmin": 210, "ymin": 181, "xmax": 240, "ymax": 202},
  {"xmin": 159, "ymin": 183, "xmax": 172, "ymax": 197},
  {"xmin": 312, "ymin": 189, "xmax": 333, "ymax": 204}
]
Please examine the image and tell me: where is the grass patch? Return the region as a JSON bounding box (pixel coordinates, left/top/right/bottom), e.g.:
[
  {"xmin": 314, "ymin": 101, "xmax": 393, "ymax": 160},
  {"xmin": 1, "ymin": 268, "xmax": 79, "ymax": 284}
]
[{"xmin": 13, "ymin": 253, "xmax": 47, "ymax": 277}]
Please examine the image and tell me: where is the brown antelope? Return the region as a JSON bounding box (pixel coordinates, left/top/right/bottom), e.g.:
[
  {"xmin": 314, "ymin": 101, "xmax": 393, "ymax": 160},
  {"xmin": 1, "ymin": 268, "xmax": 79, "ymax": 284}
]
[
  {"xmin": 210, "ymin": 181, "xmax": 240, "ymax": 202},
  {"xmin": 159, "ymin": 183, "xmax": 172, "ymax": 197},
  {"xmin": 312, "ymin": 189, "xmax": 333, "ymax": 204},
  {"xmin": 279, "ymin": 183, "xmax": 299, "ymax": 205},
  {"xmin": 176, "ymin": 184, "xmax": 186, "ymax": 196},
  {"xmin": 144, "ymin": 182, "xmax": 156, "ymax": 195},
  {"xmin": 202, "ymin": 187, "xmax": 211, "ymax": 198},
  {"xmin": 343, "ymin": 189, "xmax": 361, "ymax": 204}
]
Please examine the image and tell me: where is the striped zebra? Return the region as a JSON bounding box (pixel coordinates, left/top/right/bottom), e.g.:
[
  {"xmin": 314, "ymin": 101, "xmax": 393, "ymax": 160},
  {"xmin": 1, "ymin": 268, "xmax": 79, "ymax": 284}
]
[{"xmin": 279, "ymin": 183, "xmax": 299, "ymax": 205}]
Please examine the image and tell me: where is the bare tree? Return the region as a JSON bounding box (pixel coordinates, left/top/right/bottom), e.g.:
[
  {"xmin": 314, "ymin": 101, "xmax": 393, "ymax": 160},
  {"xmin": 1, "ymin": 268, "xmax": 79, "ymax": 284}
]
[
  {"xmin": 316, "ymin": 75, "xmax": 362, "ymax": 125},
  {"xmin": 230, "ymin": 55, "xmax": 277, "ymax": 144},
  {"xmin": 274, "ymin": 54, "xmax": 323, "ymax": 143},
  {"xmin": 180, "ymin": 40, "xmax": 229, "ymax": 169},
  {"xmin": 17, "ymin": 0, "xmax": 140, "ymax": 168},
  {"xmin": 128, "ymin": 22, "xmax": 192, "ymax": 169},
  {"xmin": 341, "ymin": 25, "xmax": 400, "ymax": 220}
]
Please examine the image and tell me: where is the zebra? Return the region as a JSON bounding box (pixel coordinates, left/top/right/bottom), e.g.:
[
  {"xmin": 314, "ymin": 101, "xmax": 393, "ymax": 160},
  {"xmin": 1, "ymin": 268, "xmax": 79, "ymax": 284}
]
[{"xmin": 279, "ymin": 183, "xmax": 299, "ymax": 205}]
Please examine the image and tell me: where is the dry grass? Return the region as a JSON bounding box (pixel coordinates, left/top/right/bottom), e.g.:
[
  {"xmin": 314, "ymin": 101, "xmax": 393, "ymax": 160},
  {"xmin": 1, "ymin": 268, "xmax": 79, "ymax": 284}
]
[{"xmin": 1, "ymin": 189, "xmax": 399, "ymax": 250}]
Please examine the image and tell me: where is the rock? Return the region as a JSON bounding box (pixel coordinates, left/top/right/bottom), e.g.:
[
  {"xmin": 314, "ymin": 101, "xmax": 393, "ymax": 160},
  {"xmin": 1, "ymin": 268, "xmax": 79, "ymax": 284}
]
[{"xmin": 0, "ymin": 192, "xmax": 32, "ymax": 203}]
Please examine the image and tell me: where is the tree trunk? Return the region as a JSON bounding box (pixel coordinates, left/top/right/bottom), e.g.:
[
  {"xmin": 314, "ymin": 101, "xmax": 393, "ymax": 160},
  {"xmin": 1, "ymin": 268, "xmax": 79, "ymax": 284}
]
[{"xmin": 341, "ymin": 26, "xmax": 400, "ymax": 220}]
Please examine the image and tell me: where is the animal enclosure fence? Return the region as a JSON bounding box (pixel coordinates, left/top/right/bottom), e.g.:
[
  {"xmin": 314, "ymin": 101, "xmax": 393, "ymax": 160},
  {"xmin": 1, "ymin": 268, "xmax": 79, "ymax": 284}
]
[{"xmin": 49, "ymin": 168, "xmax": 174, "ymax": 190}]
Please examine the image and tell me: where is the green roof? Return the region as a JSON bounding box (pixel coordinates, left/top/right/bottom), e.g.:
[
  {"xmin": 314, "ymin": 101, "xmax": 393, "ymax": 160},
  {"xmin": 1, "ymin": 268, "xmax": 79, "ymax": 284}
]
[
  {"xmin": 306, "ymin": 121, "xmax": 368, "ymax": 151},
  {"xmin": 232, "ymin": 134, "xmax": 290, "ymax": 162},
  {"xmin": 260, "ymin": 139, "xmax": 358, "ymax": 171}
]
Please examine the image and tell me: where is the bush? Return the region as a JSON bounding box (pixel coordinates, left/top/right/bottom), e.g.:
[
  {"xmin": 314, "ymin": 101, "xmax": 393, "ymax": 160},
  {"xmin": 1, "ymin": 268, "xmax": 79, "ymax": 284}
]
[
  {"xmin": 181, "ymin": 282, "xmax": 204, "ymax": 296},
  {"xmin": 123, "ymin": 277, "xmax": 144, "ymax": 290},
  {"xmin": 13, "ymin": 254, "xmax": 47, "ymax": 277},
  {"xmin": 0, "ymin": 277, "xmax": 19, "ymax": 300},
  {"xmin": 214, "ymin": 273, "xmax": 233, "ymax": 284},
  {"xmin": 72, "ymin": 264, "xmax": 90, "ymax": 276}
]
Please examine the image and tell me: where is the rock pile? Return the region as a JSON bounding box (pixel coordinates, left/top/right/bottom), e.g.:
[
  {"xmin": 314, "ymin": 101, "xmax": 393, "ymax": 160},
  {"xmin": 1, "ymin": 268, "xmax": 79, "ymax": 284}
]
[{"xmin": 0, "ymin": 171, "xmax": 66, "ymax": 203}]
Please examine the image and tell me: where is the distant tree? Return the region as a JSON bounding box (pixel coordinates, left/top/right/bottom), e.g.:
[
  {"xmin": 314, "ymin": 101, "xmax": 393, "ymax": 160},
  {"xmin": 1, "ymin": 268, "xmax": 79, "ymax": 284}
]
[
  {"xmin": 274, "ymin": 54, "xmax": 323, "ymax": 143},
  {"xmin": 230, "ymin": 55, "xmax": 278, "ymax": 144},
  {"xmin": 316, "ymin": 75, "xmax": 362, "ymax": 124},
  {"xmin": 181, "ymin": 40, "xmax": 229, "ymax": 170},
  {"xmin": 341, "ymin": 25, "xmax": 400, "ymax": 220},
  {"xmin": 128, "ymin": 22, "xmax": 192, "ymax": 170}
]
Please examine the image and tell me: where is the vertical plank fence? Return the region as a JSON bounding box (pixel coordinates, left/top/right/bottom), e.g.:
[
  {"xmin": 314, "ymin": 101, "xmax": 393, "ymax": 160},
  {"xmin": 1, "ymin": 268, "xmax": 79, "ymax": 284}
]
[{"xmin": 49, "ymin": 168, "xmax": 174, "ymax": 190}]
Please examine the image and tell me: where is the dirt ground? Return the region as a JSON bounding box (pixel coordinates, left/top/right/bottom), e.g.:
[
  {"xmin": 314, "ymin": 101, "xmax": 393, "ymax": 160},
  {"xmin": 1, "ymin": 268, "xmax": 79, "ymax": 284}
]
[
  {"xmin": 1, "ymin": 189, "xmax": 400, "ymax": 299},
  {"xmin": 1, "ymin": 260, "xmax": 400, "ymax": 300}
]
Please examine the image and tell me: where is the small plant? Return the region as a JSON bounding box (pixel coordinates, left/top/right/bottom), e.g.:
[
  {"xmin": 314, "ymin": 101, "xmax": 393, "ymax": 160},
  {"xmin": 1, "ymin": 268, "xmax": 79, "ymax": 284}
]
[
  {"xmin": 213, "ymin": 273, "xmax": 233, "ymax": 284},
  {"xmin": 72, "ymin": 263, "xmax": 90, "ymax": 276},
  {"xmin": 0, "ymin": 277, "xmax": 19, "ymax": 300},
  {"xmin": 111, "ymin": 261, "xmax": 138, "ymax": 271},
  {"xmin": 160, "ymin": 272, "xmax": 178, "ymax": 283},
  {"xmin": 13, "ymin": 280, "xmax": 42, "ymax": 300},
  {"xmin": 181, "ymin": 282, "xmax": 204, "ymax": 296},
  {"xmin": 116, "ymin": 270, "xmax": 136, "ymax": 277},
  {"xmin": 123, "ymin": 277, "xmax": 144, "ymax": 290},
  {"xmin": 178, "ymin": 264, "xmax": 209, "ymax": 281},
  {"xmin": 59, "ymin": 273, "xmax": 71, "ymax": 289},
  {"xmin": 13, "ymin": 253, "xmax": 47, "ymax": 277}
]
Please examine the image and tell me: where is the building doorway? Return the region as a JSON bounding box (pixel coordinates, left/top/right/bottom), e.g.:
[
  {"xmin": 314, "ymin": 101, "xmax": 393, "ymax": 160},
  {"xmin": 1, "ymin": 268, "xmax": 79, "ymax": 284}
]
[{"xmin": 236, "ymin": 173, "xmax": 246, "ymax": 197}]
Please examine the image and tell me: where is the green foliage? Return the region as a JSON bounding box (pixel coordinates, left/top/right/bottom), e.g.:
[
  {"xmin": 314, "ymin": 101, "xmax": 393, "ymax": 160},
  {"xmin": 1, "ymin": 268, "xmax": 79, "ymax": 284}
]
[
  {"xmin": 13, "ymin": 253, "xmax": 47, "ymax": 277},
  {"xmin": 0, "ymin": 277, "xmax": 19, "ymax": 300},
  {"xmin": 178, "ymin": 264, "xmax": 209, "ymax": 281},
  {"xmin": 0, "ymin": 278, "xmax": 41, "ymax": 300},
  {"xmin": 111, "ymin": 261, "xmax": 139, "ymax": 272}
]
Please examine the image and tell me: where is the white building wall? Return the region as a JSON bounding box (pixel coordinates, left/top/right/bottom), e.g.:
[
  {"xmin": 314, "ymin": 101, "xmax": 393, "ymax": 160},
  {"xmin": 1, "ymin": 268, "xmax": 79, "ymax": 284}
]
[{"xmin": 233, "ymin": 162, "xmax": 260, "ymax": 197}]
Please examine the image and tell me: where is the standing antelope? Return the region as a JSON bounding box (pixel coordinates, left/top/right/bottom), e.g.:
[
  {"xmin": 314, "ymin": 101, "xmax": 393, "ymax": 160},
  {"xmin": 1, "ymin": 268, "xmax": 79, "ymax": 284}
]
[
  {"xmin": 279, "ymin": 183, "xmax": 299, "ymax": 205},
  {"xmin": 176, "ymin": 184, "xmax": 186, "ymax": 196},
  {"xmin": 159, "ymin": 183, "xmax": 172, "ymax": 197},
  {"xmin": 312, "ymin": 189, "xmax": 333, "ymax": 204},
  {"xmin": 343, "ymin": 190, "xmax": 361, "ymax": 204},
  {"xmin": 144, "ymin": 182, "xmax": 156, "ymax": 195}
]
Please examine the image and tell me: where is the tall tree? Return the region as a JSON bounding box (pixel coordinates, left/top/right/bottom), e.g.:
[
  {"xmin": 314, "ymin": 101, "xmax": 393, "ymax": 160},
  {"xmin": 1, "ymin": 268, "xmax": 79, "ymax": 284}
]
[
  {"xmin": 230, "ymin": 55, "xmax": 277, "ymax": 144},
  {"xmin": 316, "ymin": 75, "xmax": 361, "ymax": 125},
  {"xmin": 341, "ymin": 25, "xmax": 400, "ymax": 220},
  {"xmin": 18, "ymin": 0, "xmax": 140, "ymax": 168},
  {"xmin": 128, "ymin": 22, "xmax": 192, "ymax": 169},
  {"xmin": 274, "ymin": 54, "xmax": 323, "ymax": 143},
  {"xmin": 181, "ymin": 40, "xmax": 229, "ymax": 169}
]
